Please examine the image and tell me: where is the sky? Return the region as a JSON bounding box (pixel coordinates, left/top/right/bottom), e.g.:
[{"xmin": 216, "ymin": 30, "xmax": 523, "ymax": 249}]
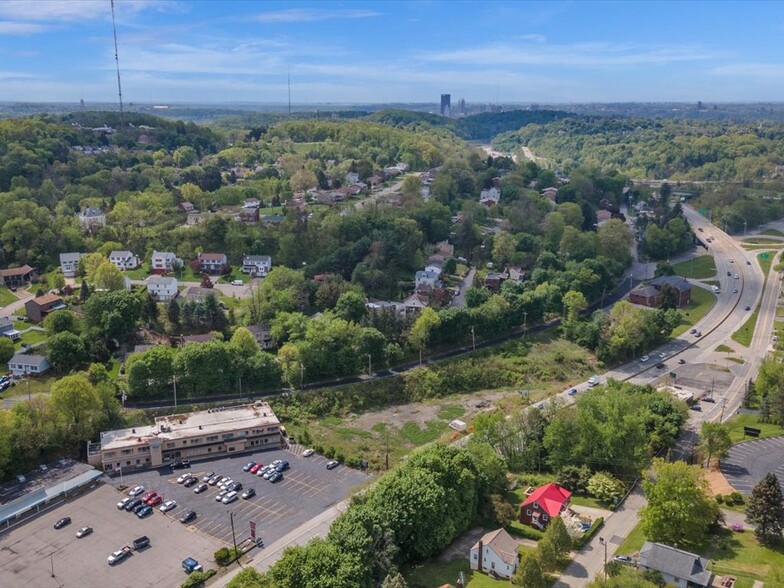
[{"xmin": 2, "ymin": 0, "xmax": 784, "ymax": 104}]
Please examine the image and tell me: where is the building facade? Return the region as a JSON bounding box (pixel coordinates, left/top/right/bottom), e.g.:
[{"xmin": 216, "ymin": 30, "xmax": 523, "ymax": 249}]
[
  {"xmin": 146, "ymin": 276, "xmax": 178, "ymax": 301},
  {"xmin": 198, "ymin": 253, "xmax": 228, "ymax": 274},
  {"xmin": 109, "ymin": 250, "xmax": 139, "ymax": 271},
  {"xmin": 59, "ymin": 253, "xmax": 82, "ymax": 278},
  {"xmin": 0, "ymin": 265, "xmax": 37, "ymax": 288},
  {"xmin": 470, "ymin": 528, "xmax": 519, "ymax": 579},
  {"xmin": 88, "ymin": 402, "xmax": 283, "ymax": 472},
  {"xmin": 25, "ymin": 293, "xmax": 65, "ymax": 322},
  {"xmin": 520, "ymin": 483, "xmax": 571, "ymax": 531}
]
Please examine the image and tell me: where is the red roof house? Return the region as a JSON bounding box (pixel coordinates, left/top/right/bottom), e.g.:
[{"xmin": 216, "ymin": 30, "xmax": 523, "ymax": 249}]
[{"xmin": 519, "ymin": 483, "xmax": 571, "ymax": 530}]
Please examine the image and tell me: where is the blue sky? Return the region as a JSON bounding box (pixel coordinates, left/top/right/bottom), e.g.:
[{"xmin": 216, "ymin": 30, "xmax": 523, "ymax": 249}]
[{"xmin": 2, "ymin": 0, "xmax": 784, "ymax": 104}]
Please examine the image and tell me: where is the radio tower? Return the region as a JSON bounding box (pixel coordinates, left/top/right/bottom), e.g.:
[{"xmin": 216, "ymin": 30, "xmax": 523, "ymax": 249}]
[{"xmin": 110, "ymin": 0, "xmax": 125, "ymax": 126}]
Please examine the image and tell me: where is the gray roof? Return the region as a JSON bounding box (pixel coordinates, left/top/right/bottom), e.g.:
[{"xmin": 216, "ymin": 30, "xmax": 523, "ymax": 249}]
[
  {"xmin": 0, "ymin": 316, "xmax": 13, "ymax": 330},
  {"xmin": 649, "ymin": 275, "xmax": 692, "ymax": 293},
  {"xmin": 147, "ymin": 276, "xmax": 177, "ymax": 287},
  {"xmin": 109, "ymin": 250, "xmax": 134, "ymax": 259},
  {"xmin": 640, "ymin": 542, "xmax": 712, "ymax": 587},
  {"xmin": 79, "ymin": 207, "xmax": 103, "ymax": 217},
  {"xmin": 152, "ymin": 250, "xmax": 177, "ymax": 260},
  {"xmin": 59, "ymin": 252, "xmax": 82, "ymax": 263},
  {"xmin": 9, "ymin": 353, "xmax": 48, "ymax": 368},
  {"xmin": 243, "ymin": 255, "xmax": 271, "ymax": 263},
  {"xmin": 472, "ymin": 528, "xmax": 520, "ymax": 567},
  {"xmin": 631, "ymin": 284, "xmax": 660, "ymax": 298}
]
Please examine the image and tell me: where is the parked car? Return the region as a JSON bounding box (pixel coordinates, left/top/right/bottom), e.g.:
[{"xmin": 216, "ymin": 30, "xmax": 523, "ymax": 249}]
[
  {"xmin": 54, "ymin": 517, "xmax": 71, "ymax": 529},
  {"xmin": 170, "ymin": 460, "xmax": 190, "ymax": 470},
  {"xmin": 268, "ymin": 471, "xmax": 283, "ymax": 483},
  {"xmin": 231, "ymin": 280, "xmax": 244, "ymax": 286},
  {"xmin": 228, "ymin": 481, "xmax": 243, "ymax": 493},
  {"xmin": 117, "ymin": 497, "xmax": 132, "ymax": 510},
  {"xmin": 218, "ymin": 477, "xmax": 234, "ymax": 490},
  {"xmin": 108, "ymin": 546, "xmax": 132, "ymax": 565},
  {"xmin": 302, "ymin": 448, "xmax": 315, "ymax": 457},
  {"xmin": 133, "ymin": 536, "xmax": 150, "ymax": 550},
  {"xmin": 658, "ymin": 352, "xmax": 667, "ymax": 358},
  {"xmin": 695, "ymin": 331, "xmax": 702, "ymax": 337},
  {"xmin": 179, "ymin": 510, "xmax": 197, "ymax": 524},
  {"xmin": 222, "ymin": 491, "xmax": 239, "ymax": 504},
  {"xmin": 587, "ymin": 375, "xmax": 600, "ymax": 387},
  {"xmin": 140, "ymin": 492, "xmax": 155, "ymax": 503},
  {"xmin": 656, "ymin": 363, "xmax": 665, "ymax": 369},
  {"xmin": 125, "ymin": 498, "xmax": 143, "ymax": 512},
  {"xmin": 183, "ymin": 477, "xmax": 198, "ymax": 488},
  {"xmin": 160, "ymin": 500, "xmax": 177, "ymax": 512},
  {"xmin": 177, "ymin": 473, "xmax": 193, "ymax": 484},
  {"xmin": 147, "ymin": 495, "xmax": 163, "ymax": 507},
  {"xmin": 262, "ymin": 469, "xmax": 276, "ymax": 480},
  {"xmin": 640, "ymin": 355, "xmax": 649, "ymax": 363},
  {"xmin": 182, "ymin": 557, "xmax": 203, "ymax": 574},
  {"xmin": 202, "ymin": 471, "xmax": 215, "ymax": 482},
  {"xmin": 241, "ymin": 488, "xmax": 256, "ymax": 499},
  {"xmin": 689, "ymin": 328, "xmax": 697, "ymax": 334},
  {"xmin": 133, "ymin": 502, "xmax": 148, "ymax": 514},
  {"xmin": 567, "ymin": 387, "xmax": 578, "ymax": 396},
  {"xmin": 128, "ymin": 485, "xmax": 145, "ymax": 497},
  {"xmin": 678, "ymin": 358, "xmax": 686, "ymax": 365},
  {"xmin": 250, "ymin": 463, "xmax": 264, "ymax": 474},
  {"xmin": 275, "ymin": 460, "xmax": 290, "ymax": 472},
  {"xmin": 215, "ymin": 489, "xmax": 229, "ymax": 501},
  {"xmin": 690, "ymin": 404, "xmax": 702, "ymax": 412},
  {"xmin": 243, "ymin": 462, "xmax": 256, "ymax": 472},
  {"xmin": 76, "ymin": 526, "xmax": 93, "ymax": 538},
  {"xmin": 702, "ymin": 397, "xmax": 716, "ymax": 403},
  {"xmin": 208, "ymin": 474, "xmax": 222, "ymax": 486},
  {"xmin": 326, "ymin": 460, "xmax": 339, "ymax": 470},
  {"xmin": 194, "ymin": 483, "xmax": 208, "ymax": 494},
  {"xmin": 614, "ymin": 555, "xmax": 635, "ymax": 565},
  {"xmin": 257, "ymin": 465, "xmax": 272, "ymax": 477}
]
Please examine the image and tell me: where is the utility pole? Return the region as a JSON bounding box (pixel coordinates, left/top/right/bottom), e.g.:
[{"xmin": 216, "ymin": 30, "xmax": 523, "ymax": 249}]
[
  {"xmin": 366, "ymin": 354, "xmax": 372, "ymax": 377},
  {"xmin": 50, "ymin": 553, "xmax": 54, "ymax": 578},
  {"xmin": 601, "ymin": 286, "xmax": 606, "ymax": 308},
  {"xmin": 299, "ymin": 363, "xmax": 304, "ymax": 389},
  {"xmin": 229, "ymin": 511, "xmax": 239, "ymax": 565},
  {"xmin": 599, "ymin": 537, "xmax": 607, "ymax": 580},
  {"xmin": 523, "ymin": 311, "xmax": 528, "ymax": 339},
  {"xmin": 172, "ymin": 374, "xmax": 177, "ymax": 409},
  {"xmin": 720, "ymin": 398, "xmax": 727, "ymax": 422},
  {"xmin": 470, "ymin": 325, "xmax": 476, "ymax": 352}
]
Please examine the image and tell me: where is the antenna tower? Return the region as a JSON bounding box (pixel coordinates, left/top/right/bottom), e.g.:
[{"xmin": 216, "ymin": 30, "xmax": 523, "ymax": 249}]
[{"xmin": 110, "ymin": 0, "xmax": 125, "ymax": 125}]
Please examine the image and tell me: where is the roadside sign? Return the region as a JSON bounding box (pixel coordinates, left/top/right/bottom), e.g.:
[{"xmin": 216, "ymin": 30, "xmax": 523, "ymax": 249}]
[
  {"xmin": 744, "ymin": 427, "xmax": 761, "ymax": 438},
  {"xmin": 250, "ymin": 521, "xmax": 256, "ymax": 539},
  {"xmin": 699, "ymin": 209, "xmax": 709, "ymax": 217},
  {"xmin": 761, "ymin": 253, "xmax": 770, "ymax": 259}
]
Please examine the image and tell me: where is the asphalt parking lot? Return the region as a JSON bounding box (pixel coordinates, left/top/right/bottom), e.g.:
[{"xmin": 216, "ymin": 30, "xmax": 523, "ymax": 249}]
[
  {"xmin": 0, "ymin": 484, "xmax": 222, "ymax": 588},
  {"xmin": 113, "ymin": 447, "xmax": 369, "ymax": 548},
  {"xmin": 721, "ymin": 436, "xmax": 784, "ymax": 495}
]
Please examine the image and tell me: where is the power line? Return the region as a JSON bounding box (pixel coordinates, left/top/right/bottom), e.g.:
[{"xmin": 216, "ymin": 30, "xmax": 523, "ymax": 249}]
[{"xmin": 110, "ymin": 0, "xmax": 124, "ymax": 126}]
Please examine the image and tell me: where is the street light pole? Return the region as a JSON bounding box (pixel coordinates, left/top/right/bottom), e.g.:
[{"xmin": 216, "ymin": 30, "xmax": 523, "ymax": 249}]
[
  {"xmin": 172, "ymin": 374, "xmax": 177, "ymax": 409},
  {"xmin": 50, "ymin": 553, "xmax": 54, "ymax": 578},
  {"xmin": 599, "ymin": 537, "xmax": 607, "ymax": 580},
  {"xmin": 366, "ymin": 354, "xmax": 372, "ymax": 377}
]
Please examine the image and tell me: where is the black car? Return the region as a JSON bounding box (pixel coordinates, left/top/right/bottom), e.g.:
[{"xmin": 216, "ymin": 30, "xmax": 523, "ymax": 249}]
[
  {"xmin": 275, "ymin": 460, "xmax": 290, "ymax": 472},
  {"xmin": 690, "ymin": 404, "xmax": 702, "ymax": 411},
  {"xmin": 241, "ymin": 488, "xmax": 256, "ymax": 499},
  {"xmin": 744, "ymin": 305, "xmax": 751, "ymax": 311},
  {"xmin": 656, "ymin": 362, "xmax": 665, "ymax": 369},
  {"xmin": 53, "ymin": 517, "xmax": 71, "ymax": 529},
  {"xmin": 183, "ymin": 476, "xmax": 198, "ymax": 488},
  {"xmin": 179, "ymin": 510, "xmax": 197, "ymax": 524},
  {"xmin": 229, "ymin": 482, "xmax": 243, "ymax": 493},
  {"xmin": 170, "ymin": 460, "xmax": 191, "ymax": 470},
  {"xmin": 133, "ymin": 502, "xmax": 148, "ymax": 514},
  {"xmin": 702, "ymin": 397, "xmax": 716, "ymax": 403},
  {"xmin": 125, "ymin": 498, "xmax": 143, "ymax": 512}
]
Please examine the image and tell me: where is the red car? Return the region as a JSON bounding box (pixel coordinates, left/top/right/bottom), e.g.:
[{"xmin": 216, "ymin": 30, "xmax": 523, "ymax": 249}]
[
  {"xmin": 147, "ymin": 495, "xmax": 163, "ymax": 507},
  {"xmin": 250, "ymin": 463, "xmax": 264, "ymax": 474},
  {"xmin": 143, "ymin": 492, "xmax": 160, "ymax": 505}
]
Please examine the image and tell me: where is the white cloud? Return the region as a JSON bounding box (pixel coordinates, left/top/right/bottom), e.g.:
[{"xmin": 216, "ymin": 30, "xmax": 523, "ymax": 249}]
[
  {"xmin": 0, "ymin": 0, "xmax": 169, "ymax": 23},
  {"xmin": 517, "ymin": 34, "xmax": 547, "ymax": 43},
  {"xmin": 255, "ymin": 8, "xmax": 380, "ymax": 23},
  {"xmin": 710, "ymin": 63, "xmax": 784, "ymax": 78},
  {"xmin": 0, "ymin": 21, "xmax": 47, "ymax": 34}
]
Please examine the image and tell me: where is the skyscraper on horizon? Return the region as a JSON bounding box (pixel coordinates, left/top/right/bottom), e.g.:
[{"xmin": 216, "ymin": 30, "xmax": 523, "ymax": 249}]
[{"xmin": 440, "ymin": 94, "xmax": 451, "ymax": 117}]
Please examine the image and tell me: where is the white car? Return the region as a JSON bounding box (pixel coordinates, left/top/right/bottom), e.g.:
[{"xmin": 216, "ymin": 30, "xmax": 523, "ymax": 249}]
[
  {"xmin": 221, "ymin": 491, "xmax": 239, "ymax": 504},
  {"xmin": 587, "ymin": 376, "xmax": 600, "ymax": 387},
  {"xmin": 128, "ymin": 485, "xmax": 145, "ymax": 497},
  {"xmin": 734, "ymin": 274, "xmax": 739, "ymax": 279},
  {"xmin": 215, "ymin": 489, "xmax": 229, "ymax": 501},
  {"xmin": 218, "ymin": 478, "xmax": 234, "ymax": 490},
  {"xmin": 177, "ymin": 473, "xmax": 192, "ymax": 484},
  {"xmin": 160, "ymin": 500, "xmax": 177, "ymax": 512},
  {"xmin": 640, "ymin": 355, "xmax": 649, "ymax": 363},
  {"xmin": 658, "ymin": 352, "xmax": 667, "ymax": 359},
  {"xmin": 302, "ymin": 448, "xmax": 315, "ymax": 458},
  {"xmin": 117, "ymin": 497, "xmax": 132, "ymax": 509},
  {"xmin": 231, "ymin": 279, "xmax": 243, "ymax": 286}
]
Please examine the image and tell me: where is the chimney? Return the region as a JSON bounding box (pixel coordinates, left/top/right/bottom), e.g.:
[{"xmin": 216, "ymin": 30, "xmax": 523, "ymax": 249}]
[{"xmin": 477, "ymin": 539, "xmax": 483, "ymax": 572}]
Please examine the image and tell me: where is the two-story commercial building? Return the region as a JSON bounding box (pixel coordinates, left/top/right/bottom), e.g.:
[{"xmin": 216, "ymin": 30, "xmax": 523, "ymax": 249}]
[{"xmin": 88, "ymin": 402, "xmax": 283, "ymax": 472}]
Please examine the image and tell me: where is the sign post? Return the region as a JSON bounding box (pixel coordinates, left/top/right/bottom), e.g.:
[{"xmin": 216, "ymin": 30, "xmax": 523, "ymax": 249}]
[{"xmin": 250, "ymin": 521, "xmax": 256, "ymax": 540}]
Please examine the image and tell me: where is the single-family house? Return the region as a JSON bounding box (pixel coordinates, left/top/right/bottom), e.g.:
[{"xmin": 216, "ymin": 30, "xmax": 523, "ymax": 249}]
[
  {"xmin": 596, "ymin": 210, "xmax": 613, "ymax": 225},
  {"xmin": 151, "ymin": 251, "xmax": 181, "ymax": 274},
  {"xmin": 479, "ymin": 187, "xmax": 501, "ymax": 206},
  {"xmin": 541, "ymin": 187, "xmax": 558, "ymax": 202},
  {"xmin": 180, "ymin": 201, "xmax": 196, "ymax": 213},
  {"xmin": 183, "ymin": 286, "xmax": 215, "ymax": 302},
  {"xmin": 638, "ymin": 542, "xmax": 712, "ymax": 588},
  {"xmin": 0, "ymin": 265, "xmax": 37, "ymax": 288},
  {"xmin": 198, "ymin": 253, "xmax": 228, "ymax": 275},
  {"xmin": 25, "ymin": 293, "xmax": 66, "ymax": 322},
  {"xmin": 0, "ymin": 316, "xmax": 21, "ymax": 341},
  {"xmin": 520, "ymin": 482, "xmax": 572, "ymax": 530},
  {"xmin": 366, "ymin": 301, "xmax": 401, "ymax": 315},
  {"xmin": 146, "ymin": 276, "xmax": 178, "ymax": 302},
  {"xmin": 180, "ymin": 333, "xmax": 218, "ymax": 345},
  {"xmin": 59, "ymin": 252, "xmax": 82, "ymax": 278},
  {"xmin": 485, "ymin": 272, "xmax": 507, "ymax": 293},
  {"xmin": 629, "ymin": 275, "xmax": 692, "ymax": 308},
  {"xmin": 469, "ymin": 528, "xmax": 520, "ymax": 579},
  {"xmin": 238, "ymin": 207, "xmax": 260, "ymax": 224},
  {"xmin": 415, "ymin": 269, "xmax": 440, "ymax": 291},
  {"xmin": 262, "ymin": 214, "xmax": 285, "ymax": 226},
  {"xmin": 247, "ymin": 324, "xmax": 275, "ymax": 350},
  {"xmin": 8, "ymin": 353, "xmax": 51, "ymax": 377},
  {"xmin": 284, "ymin": 197, "xmax": 307, "ymax": 210},
  {"xmin": 242, "ymin": 198, "xmax": 260, "ymax": 209},
  {"xmin": 109, "ymin": 250, "xmax": 139, "ymax": 271},
  {"xmin": 507, "ymin": 267, "xmax": 526, "ymax": 283},
  {"xmin": 402, "ymin": 292, "xmax": 429, "ymax": 315},
  {"xmin": 345, "ymin": 172, "xmax": 360, "ymax": 184},
  {"xmin": 242, "ymin": 255, "xmax": 272, "ymax": 276},
  {"xmin": 435, "ymin": 241, "xmax": 455, "ymax": 258},
  {"xmin": 77, "ymin": 207, "xmax": 106, "ymax": 230}
]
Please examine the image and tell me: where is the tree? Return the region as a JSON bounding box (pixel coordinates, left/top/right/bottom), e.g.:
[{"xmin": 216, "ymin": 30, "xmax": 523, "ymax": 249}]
[
  {"xmin": 80, "ymin": 280, "xmax": 90, "ymax": 302},
  {"xmin": 266, "ymin": 538, "xmax": 365, "ymax": 588},
  {"xmin": 92, "ymin": 259, "xmax": 125, "ymax": 291},
  {"xmin": 747, "ymin": 473, "xmax": 784, "ymax": 544},
  {"xmin": 408, "ymin": 307, "xmax": 441, "ymax": 363},
  {"xmin": 52, "ymin": 273, "xmax": 66, "ymax": 292},
  {"xmin": 587, "ymin": 472, "xmax": 625, "ymax": 505},
  {"xmin": 442, "ymin": 257, "xmax": 457, "ymax": 274},
  {"xmin": 46, "ymin": 331, "xmax": 88, "ymax": 373},
  {"xmin": 44, "ymin": 310, "xmax": 78, "ymax": 335},
  {"xmin": 481, "ymin": 494, "xmax": 517, "ymax": 527},
  {"xmin": 640, "ymin": 458, "xmax": 719, "ymax": 547},
  {"xmin": 226, "ymin": 568, "xmax": 267, "ymax": 588},
  {"xmin": 142, "ymin": 294, "xmax": 159, "ymax": 323},
  {"xmin": 699, "ymin": 422, "xmax": 732, "ymax": 468},
  {"xmin": 657, "ymin": 284, "xmax": 678, "ymax": 310},
  {"xmin": 83, "ymin": 290, "xmax": 142, "ymax": 343},
  {"xmin": 654, "ymin": 262, "xmax": 675, "ymax": 277},
  {"xmin": 587, "ymin": 568, "xmax": 661, "ymax": 588},
  {"xmin": 381, "ymin": 572, "xmax": 408, "ymax": 588},
  {"xmin": 167, "ymin": 298, "xmax": 180, "ymax": 327},
  {"xmin": 334, "ymin": 291, "xmax": 366, "ymax": 323},
  {"xmin": 512, "ymin": 551, "xmax": 549, "ymax": 588},
  {"xmin": 543, "ymin": 515, "xmax": 572, "ymax": 557},
  {"xmin": 537, "ymin": 536, "xmax": 558, "ymax": 572},
  {"xmin": 597, "ymin": 219, "xmax": 634, "ymax": 267},
  {"xmin": 492, "ymin": 230, "xmax": 518, "ymax": 267},
  {"xmin": 50, "ymin": 374, "xmax": 101, "ymax": 441},
  {"xmin": 0, "ymin": 338, "xmax": 13, "ymax": 364}
]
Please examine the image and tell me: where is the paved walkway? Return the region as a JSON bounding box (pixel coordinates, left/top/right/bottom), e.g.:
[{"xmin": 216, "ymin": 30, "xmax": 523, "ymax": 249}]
[{"xmin": 553, "ymin": 487, "xmax": 645, "ymax": 588}]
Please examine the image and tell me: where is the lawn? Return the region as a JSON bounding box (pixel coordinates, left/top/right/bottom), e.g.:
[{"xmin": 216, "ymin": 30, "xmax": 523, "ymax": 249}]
[
  {"xmin": 672, "ymin": 286, "xmax": 716, "ymax": 337},
  {"xmin": 122, "ymin": 264, "xmax": 149, "ymax": 280},
  {"xmin": 726, "ymin": 413, "xmax": 784, "ymax": 444},
  {"xmin": 406, "ymin": 558, "xmax": 513, "ymax": 588},
  {"xmin": 732, "ymin": 306, "xmax": 760, "ymax": 347},
  {"xmin": 742, "ymin": 237, "xmax": 783, "ymax": 245},
  {"xmin": 13, "ymin": 328, "xmax": 48, "ymax": 351},
  {"xmin": 216, "ymin": 266, "xmax": 248, "ymax": 284},
  {"xmin": 761, "ymin": 229, "xmax": 784, "ymax": 237},
  {"xmin": 758, "ymin": 251, "xmax": 777, "ymax": 279},
  {"xmin": 776, "ymin": 307, "xmax": 784, "ymax": 318},
  {"xmin": 707, "ymin": 528, "xmax": 784, "ymax": 587},
  {"xmin": 673, "ymin": 255, "xmax": 717, "ymax": 279},
  {"xmin": 0, "ymin": 287, "xmax": 17, "ymax": 308},
  {"xmin": 615, "ymin": 521, "xmax": 647, "ymax": 555},
  {"xmin": 2, "ymin": 375, "xmax": 56, "ymax": 398}
]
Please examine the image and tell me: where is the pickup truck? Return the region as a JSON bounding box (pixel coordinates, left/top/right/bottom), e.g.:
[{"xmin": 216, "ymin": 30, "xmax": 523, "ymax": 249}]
[
  {"xmin": 108, "ymin": 546, "xmax": 132, "ymax": 565},
  {"xmin": 182, "ymin": 557, "xmax": 203, "ymax": 574},
  {"xmin": 132, "ymin": 536, "xmax": 150, "ymax": 550}
]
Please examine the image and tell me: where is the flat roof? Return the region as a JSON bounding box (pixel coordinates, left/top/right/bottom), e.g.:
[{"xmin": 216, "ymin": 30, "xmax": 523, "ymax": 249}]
[{"xmin": 99, "ymin": 402, "xmax": 279, "ymax": 452}]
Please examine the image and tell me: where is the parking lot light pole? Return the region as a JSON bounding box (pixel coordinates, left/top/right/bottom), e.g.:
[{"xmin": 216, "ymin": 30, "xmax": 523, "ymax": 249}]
[
  {"xmin": 50, "ymin": 553, "xmax": 54, "ymax": 578},
  {"xmin": 229, "ymin": 511, "xmax": 240, "ymax": 567}
]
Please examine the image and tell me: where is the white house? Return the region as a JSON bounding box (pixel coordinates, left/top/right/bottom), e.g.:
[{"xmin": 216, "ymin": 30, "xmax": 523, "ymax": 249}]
[
  {"xmin": 109, "ymin": 250, "xmax": 139, "ymax": 271},
  {"xmin": 639, "ymin": 542, "xmax": 712, "ymax": 588},
  {"xmin": 77, "ymin": 207, "xmax": 106, "ymax": 230},
  {"xmin": 0, "ymin": 317, "xmax": 21, "ymax": 341},
  {"xmin": 243, "ymin": 198, "xmax": 261, "ymax": 209},
  {"xmin": 146, "ymin": 276, "xmax": 178, "ymax": 302},
  {"xmin": 470, "ymin": 528, "xmax": 519, "ymax": 579},
  {"xmin": 8, "ymin": 353, "xmax": 51, "ymax": 376},
  {"xmin": 345, "ymin": 172, "xmax": 360, "ymax": 184},
  {"xmin": 479, "ymin": 187, "xmax": 501, "ymax": 205},
  {"xmin": 59, "ymin": 252, "xmax": 82, "ymax": 278},
  {"xmin": 242, "ymin": 255, "xmax": 272, "ymax": 276},
  {"xmin": 151, "ymin": 251, "xmax": 181, "ymax": 274},
  {"xmin": 415, "ymin": 269, "xmax": 439, "ymax": 290}
]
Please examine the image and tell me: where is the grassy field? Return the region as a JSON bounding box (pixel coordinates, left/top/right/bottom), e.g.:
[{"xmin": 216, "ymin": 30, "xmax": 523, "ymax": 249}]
[
  {"xmin": 615, "ymin": 521, "xmax": 647, "ymax": 555},
  {"xmin": 761, "ymin": 229, "xmax": 784, "ymax": 237},
  {"xmin": 0, "ymin": 288, "xmax": 17, "ymax": 307},
  {"xmin": 673, "ymin": 255, "xmax": 717, "ymax": 279},
  {"xmin": 406, "ymin": 558, "xmax": 513, "ymax": 588},
  {"xmin": 715, "ymin": 344, "xmax": 735, "ymax": 353},
  {"xmin": 672, "ymin": 287, "xmax": 716, "ymax": 337},
  {"xmin": 122, "ymin": 264, "xmax": 149, "ymax": 280},
  {"xmin": 743, "ymin": 237, "xmax": 783, "ymax": 245},
  {"xmin": 13, "ymin": 328, "xmax": 47, "ymax": 351},
  {"xmin": 732, "ymin": 307, "xmax": 760, "ymax": 347},
  {"xmin": 758, "ymin": 251, "xmax": 777, "ymax": 278},
  {"xmin": 726, "ymin": 414, "xmax": 784, "ymax": 444}
]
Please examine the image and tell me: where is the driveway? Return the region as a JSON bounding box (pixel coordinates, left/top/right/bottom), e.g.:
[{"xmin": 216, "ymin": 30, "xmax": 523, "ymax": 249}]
[{"xmin": 452, "ymin": 267, "xmax": 476, "ymax": 308}]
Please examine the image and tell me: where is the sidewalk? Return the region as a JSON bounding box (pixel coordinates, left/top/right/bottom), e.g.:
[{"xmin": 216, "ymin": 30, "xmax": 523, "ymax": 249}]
[{"xmin": 553, "ymin": 486, "xmax": 646, "ymax": 588}]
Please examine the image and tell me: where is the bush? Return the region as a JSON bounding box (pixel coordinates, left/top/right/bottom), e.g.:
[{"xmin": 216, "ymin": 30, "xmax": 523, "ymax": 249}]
[
  {"xmin": 573, "ymin": 517, "xmax": 604, "ymax": 550},
  {"xmin": 507, "ymin": 522, "xmax": 546, "ymax": 541},
  {"xmin": 324, "ymin": 446, "xmax": 336, "ymax": 459},
  {"xmin": 730, "ymin": 492, "xmax": 744, "ymax": 505},
  {"xmin": 214, "ymin": 547, "xmax": 231, "ymax": 566},
  {"xmin": 715, "ymin": 494, "xmax": 724, "ymax": 504},
  {"xmin": 181, "ymin": 569, "xmax": 216, "ymax": 588}
]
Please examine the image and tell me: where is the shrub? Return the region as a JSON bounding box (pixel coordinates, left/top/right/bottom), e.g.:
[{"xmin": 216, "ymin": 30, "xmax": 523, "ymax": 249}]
[
  {"xmin": 715, "ymin": 494, "xmax": 724, "ymax": 504},
  {"xmin": 335, "ymin": 451, "xmax": 346, "ymax": 463},
  {"xmin": 181, "ymin": 569, "xmax": 216, "ymax": 588},
  {"xmin": 214, "ymin": 547, "xmax": 231, "ymax": 566},
  {"xmin": 506, "ymin": 522, "xmax": 546, "ymax": 541},
  {"xmin": 324, "ymin": 446, "xmax": 336, "ymax": 459},
  {"xmin": 730, "ymin": 492, "xmax": 744, "ymax": 505}
]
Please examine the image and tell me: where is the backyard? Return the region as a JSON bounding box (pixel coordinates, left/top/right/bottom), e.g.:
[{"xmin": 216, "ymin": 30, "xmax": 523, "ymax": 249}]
[{"xmin": 406, "ymin": 559, "xmax": 512, "ymax": 588}]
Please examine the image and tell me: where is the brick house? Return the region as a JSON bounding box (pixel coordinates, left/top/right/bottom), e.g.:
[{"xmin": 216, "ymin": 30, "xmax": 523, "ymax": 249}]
[
  {"xmin": 519, "ymin": 483, "xmax": 571, "ymax": 531},
  {"xmin": 629, "ymin": 276, "xmax": 692, "ymax": 308},
  {"xmin": 198, "ymin": 253, "xmax": 228, "ymax": 275},
  {"xmin": 25, "ymin": 293, "xmax": 66, "ymax": 322}
]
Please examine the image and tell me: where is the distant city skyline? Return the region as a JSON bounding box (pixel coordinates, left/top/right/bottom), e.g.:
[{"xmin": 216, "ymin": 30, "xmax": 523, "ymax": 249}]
[{"xmin": 2, "ymin": 1, "xmax": 784, "ymax": 104}]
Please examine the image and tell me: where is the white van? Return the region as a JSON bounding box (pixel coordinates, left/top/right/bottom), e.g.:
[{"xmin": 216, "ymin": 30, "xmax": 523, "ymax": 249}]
[
  {"xmin": 222, "ymin": 491, "xmax": 238, "ymax": 504},
  {"xmin": 711, "ymin": 285, "xmax": 720, "ymax": 294}
]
